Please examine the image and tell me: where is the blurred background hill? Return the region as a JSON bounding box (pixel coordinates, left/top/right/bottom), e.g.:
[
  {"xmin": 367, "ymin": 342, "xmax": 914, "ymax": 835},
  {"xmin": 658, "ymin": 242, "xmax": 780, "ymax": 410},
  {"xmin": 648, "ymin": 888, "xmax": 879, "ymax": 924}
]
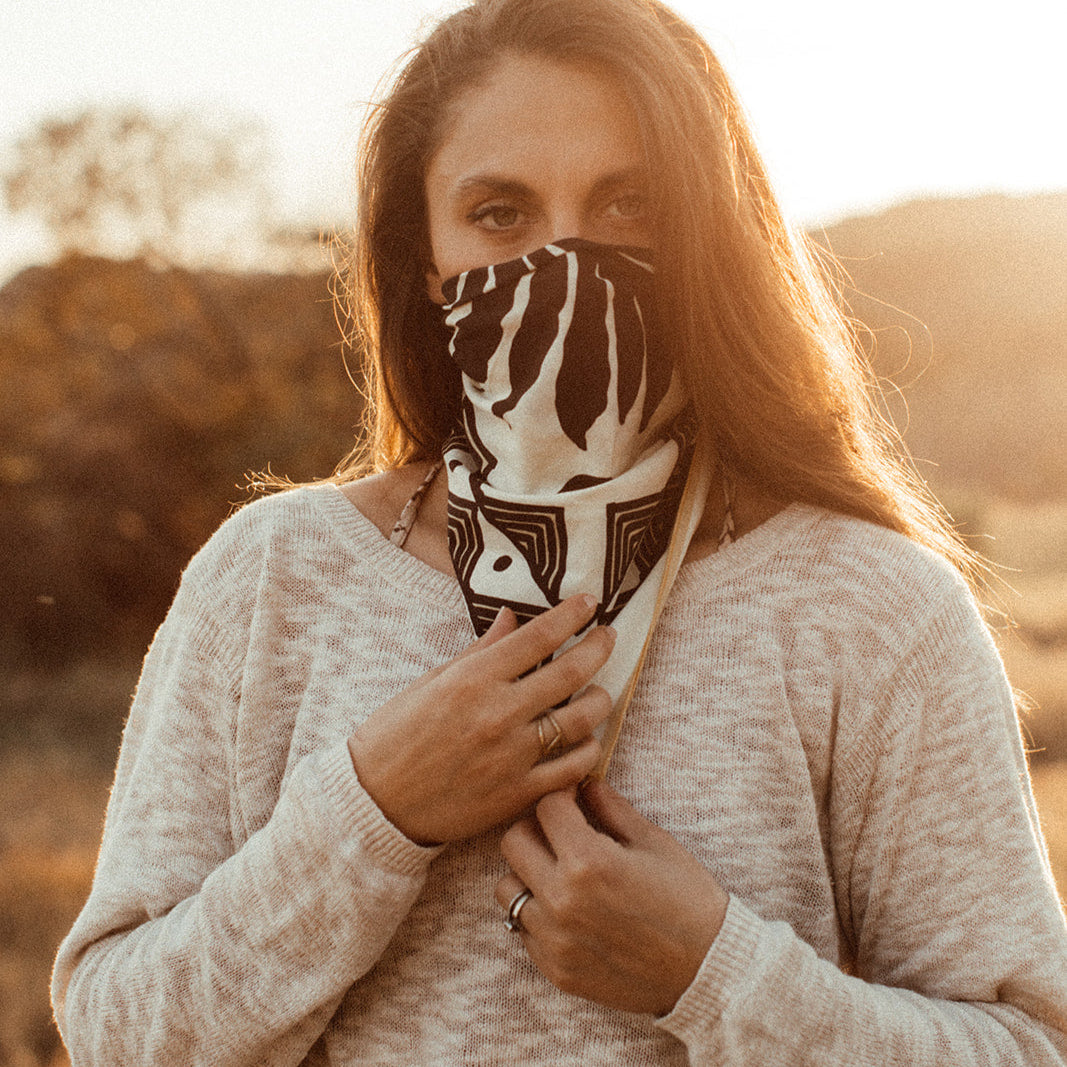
[
  {"xmin": 1, "ymin": 191, "xmax": 1065, "ymax": 1063},
  {"xmin": 820, "ymin": 192, "xmax": 1067, "ymax": 502}
]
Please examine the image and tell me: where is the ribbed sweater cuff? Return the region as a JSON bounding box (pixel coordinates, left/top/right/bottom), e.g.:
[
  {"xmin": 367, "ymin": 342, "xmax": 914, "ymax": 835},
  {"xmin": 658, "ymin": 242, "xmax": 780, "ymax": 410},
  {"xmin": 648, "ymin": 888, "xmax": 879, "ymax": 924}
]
[
  {"xmin": 318, "ymin": 740, "xmax": 445, "ymax": 877},
  {"xmin": 657, "ymin": 894, "xmax": 762, "ymax": 1040}
]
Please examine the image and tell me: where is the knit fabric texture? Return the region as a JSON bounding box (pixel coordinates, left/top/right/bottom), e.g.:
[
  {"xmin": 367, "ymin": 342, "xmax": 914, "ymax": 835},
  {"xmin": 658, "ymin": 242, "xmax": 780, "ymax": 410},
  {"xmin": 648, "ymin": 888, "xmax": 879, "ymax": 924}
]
[{"xmin": 53, "ymin": 483, "xmax": 1067, "ymax": 1065}]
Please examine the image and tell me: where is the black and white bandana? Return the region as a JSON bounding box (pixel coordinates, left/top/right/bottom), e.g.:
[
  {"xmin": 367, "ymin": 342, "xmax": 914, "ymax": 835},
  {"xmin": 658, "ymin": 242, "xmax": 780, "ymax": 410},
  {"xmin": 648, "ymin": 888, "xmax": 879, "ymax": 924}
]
[{"xmin": 441, "ymin": 238, "xmax": 700, "ymax": 710}]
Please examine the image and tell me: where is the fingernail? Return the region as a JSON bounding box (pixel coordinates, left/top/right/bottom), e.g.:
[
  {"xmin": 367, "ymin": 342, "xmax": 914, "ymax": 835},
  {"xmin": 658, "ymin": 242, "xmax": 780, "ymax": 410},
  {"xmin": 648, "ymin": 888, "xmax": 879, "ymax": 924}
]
[
  {"xmin": 603, "ymin": 625, "xmax": 617, "ymax": 642},
  {"xmin": 580, "ymin": 593, "xmax": 598, "ymax": 612}
]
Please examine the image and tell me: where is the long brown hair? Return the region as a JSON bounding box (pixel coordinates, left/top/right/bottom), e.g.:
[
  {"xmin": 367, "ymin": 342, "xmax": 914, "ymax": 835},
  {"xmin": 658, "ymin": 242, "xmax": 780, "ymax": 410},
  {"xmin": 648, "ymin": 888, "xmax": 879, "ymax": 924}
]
[{"xmin": 335, "ymin": 0, "xmax": 974, "ymax": 576}]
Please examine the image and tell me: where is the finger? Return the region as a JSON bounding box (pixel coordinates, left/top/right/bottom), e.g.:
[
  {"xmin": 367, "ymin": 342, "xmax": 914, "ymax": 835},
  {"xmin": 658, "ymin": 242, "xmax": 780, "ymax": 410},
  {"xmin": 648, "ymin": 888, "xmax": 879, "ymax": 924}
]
[
  {"xmin": 479, "ymin": 594, "xmax": 599, "ymax": 681},
  {"xmin": 500, "ymin": 815, "xmax": 556, "ymax": 892},
  {"xmin": 516, "ymin": 627, "xmax": 616, "ymax": 717},
  {"xmin": 411, "ymin": 606, "xmax": 518, "ymax": 690},
  {"xmin": 458, "ymin": 605, "xmax": 518, "ymax": 660},
  {"xmin": 495, "ymin": 877, "xmax": 545, "ymax": 935},
  {"xmin": 494, "ymin": 870, "xmax": 528, "ymax": 911},
  {"xmin": 534, "ymin": 788, "xmax": 600, "ymax": 856},
  {"xmin": 529, "ymin": 686, "xmax": 612, "ymax": 761},
  {"xmin": 523, "ymin": 736, "xmax": 603, "ymax": 799},
  {"xmin": 578, "ymin": 779, "xmax": 656, "ymax": 848}
]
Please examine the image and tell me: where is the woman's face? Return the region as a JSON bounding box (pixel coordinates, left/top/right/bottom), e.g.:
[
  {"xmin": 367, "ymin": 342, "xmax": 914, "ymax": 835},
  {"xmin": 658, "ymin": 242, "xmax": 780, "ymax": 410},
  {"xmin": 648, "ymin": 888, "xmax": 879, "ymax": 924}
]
[{"xmin": 424, "ymin": 52, "xmax": 652, "ymax": 302}]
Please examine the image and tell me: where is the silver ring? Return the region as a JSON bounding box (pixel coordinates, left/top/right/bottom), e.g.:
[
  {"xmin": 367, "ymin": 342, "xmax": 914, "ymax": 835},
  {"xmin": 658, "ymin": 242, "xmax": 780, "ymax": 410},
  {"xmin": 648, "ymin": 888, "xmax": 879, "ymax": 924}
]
[{"xmin": 504, "ymin": 887, "xmax": 533, "ymax": 933}]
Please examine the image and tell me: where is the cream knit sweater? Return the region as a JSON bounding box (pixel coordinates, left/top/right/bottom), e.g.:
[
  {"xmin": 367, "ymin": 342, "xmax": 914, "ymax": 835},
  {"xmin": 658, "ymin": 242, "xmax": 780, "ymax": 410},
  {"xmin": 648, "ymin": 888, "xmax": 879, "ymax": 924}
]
[{"xmin": 53, "ymin": 483, "xmax": 1067, "ymax": 1065}]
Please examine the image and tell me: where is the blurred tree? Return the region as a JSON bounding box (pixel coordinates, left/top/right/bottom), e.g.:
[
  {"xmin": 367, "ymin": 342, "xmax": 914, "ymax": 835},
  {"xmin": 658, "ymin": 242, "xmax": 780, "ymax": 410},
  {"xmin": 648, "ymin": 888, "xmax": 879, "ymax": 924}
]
[
  {"xmin": 0, "ymin": 255, "xmax": 360, "ymax": 670},
  {"xmin": 2, "ymin": 107, "xmax": 279, "ymax": 267}
]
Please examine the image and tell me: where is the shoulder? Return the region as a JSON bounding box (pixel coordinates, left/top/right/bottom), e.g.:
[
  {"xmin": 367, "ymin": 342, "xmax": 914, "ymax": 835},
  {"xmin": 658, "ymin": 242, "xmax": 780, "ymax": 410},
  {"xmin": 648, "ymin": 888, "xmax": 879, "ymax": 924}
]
[
  {"xmin": 186, "ymin": 483, "xmax": 335, "ymax": 578},
  {"xmin": 177, "ymin": 467, "xmax": 448, "ymax": 627},
  {"xmin": 800, "ymin": 509, "xmax": 972, "ymax": 610},
  {"xmin": 772, "ymin": 513, "xmax": 1014, "ymax": 775},
  {"xmin": 802, "ymin": 512, "xmax": 1008, "ymax": 710},
  {"xmin": 715, "ymin": 504, "xmax": 973, "ymax": 618},
  {"xmin": 754, "ymin": 507, "xmax": 989, "ymax": 674},
  {"xmin": 175, "ymin": 483, "xmax": 360, "ymax": 632}
]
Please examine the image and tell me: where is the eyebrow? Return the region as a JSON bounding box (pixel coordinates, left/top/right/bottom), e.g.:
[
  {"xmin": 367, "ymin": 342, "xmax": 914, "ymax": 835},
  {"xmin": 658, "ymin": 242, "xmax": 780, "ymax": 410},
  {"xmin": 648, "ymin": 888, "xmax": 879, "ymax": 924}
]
[
  {"xmin": 454, "ymin": 175, "xmax": 534, "ymax": 200},
  {"xmin": 453, "ymin": 165, "xmax": 649, "ymax": 201}
]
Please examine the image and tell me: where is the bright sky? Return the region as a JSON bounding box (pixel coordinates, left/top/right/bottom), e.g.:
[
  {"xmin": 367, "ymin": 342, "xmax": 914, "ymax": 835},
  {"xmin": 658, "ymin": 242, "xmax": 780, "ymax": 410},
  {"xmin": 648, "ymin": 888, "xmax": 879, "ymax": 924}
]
[{"xmin": 2, "ymin": 0, "xmax": 1065, "ymax": 279}]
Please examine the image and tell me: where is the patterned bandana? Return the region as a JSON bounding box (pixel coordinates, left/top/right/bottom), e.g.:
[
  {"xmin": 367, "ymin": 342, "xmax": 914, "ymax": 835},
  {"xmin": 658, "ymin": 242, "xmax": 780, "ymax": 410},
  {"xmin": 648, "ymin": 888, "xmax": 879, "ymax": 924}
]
[{"xmin": 441, "ymin": 238, "xmax": 699, "ymax": 713}]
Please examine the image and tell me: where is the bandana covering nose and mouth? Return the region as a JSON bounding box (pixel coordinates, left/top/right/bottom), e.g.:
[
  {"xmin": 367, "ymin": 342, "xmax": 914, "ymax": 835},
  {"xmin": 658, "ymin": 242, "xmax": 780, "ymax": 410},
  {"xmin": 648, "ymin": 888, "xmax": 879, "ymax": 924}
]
[{"xmin": 441, "ymin": 238, "xmax": 702, "ymax": 745}]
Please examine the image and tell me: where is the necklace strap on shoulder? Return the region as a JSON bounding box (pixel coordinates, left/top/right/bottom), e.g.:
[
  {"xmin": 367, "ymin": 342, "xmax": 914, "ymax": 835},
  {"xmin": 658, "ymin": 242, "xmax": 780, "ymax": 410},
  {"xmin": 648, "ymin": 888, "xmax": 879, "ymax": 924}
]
[
  {"xmin": 389, "ymin": 460, "xmax": 444, "ymax": 548},
  {"xmin": 719, "ymin": 472, "xmax": 736, "ymax": 547}
]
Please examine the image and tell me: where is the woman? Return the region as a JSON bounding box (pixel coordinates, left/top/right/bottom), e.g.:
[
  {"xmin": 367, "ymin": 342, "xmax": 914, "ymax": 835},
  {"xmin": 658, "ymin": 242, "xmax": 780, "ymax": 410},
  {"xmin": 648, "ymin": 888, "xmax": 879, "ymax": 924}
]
[{"xmin": 53, "ymin": 0, "xmax": 1067, "ymax": 1063}]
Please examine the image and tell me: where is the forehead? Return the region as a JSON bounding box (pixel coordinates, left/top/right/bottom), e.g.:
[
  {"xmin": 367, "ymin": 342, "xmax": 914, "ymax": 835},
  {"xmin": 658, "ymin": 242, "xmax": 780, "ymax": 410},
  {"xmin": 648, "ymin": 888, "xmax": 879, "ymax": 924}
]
[{"xmin": 427, "ymin": 52, "xmax": 645, "ymax": 188}]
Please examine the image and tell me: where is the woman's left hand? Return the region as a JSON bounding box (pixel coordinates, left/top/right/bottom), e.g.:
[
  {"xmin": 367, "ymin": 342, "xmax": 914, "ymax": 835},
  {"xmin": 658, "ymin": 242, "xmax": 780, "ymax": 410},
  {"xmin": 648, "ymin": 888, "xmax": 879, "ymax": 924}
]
[{"xmin": 495, "ymin": 780, "xmax": 729, "ymax": 1017}]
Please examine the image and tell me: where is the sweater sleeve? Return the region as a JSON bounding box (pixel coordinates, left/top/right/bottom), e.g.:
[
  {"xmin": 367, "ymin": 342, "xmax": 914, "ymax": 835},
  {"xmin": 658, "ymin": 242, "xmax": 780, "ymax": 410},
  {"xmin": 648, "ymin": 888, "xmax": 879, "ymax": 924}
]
[
  {"xmin": 51, "ymin": 569, "xmax": 441, "ymax": 1066},
  {"xmin": 657, "ymin": 585, "xmax": 1067, "ymax": 1065}
]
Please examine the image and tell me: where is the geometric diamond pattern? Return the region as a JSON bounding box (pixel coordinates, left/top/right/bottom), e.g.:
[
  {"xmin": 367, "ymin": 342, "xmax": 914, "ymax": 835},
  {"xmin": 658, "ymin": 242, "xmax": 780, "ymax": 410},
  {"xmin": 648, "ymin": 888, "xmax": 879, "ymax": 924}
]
[{"xmin": 481, "ymin": 499, "xmax": 568, "ymax": 604}]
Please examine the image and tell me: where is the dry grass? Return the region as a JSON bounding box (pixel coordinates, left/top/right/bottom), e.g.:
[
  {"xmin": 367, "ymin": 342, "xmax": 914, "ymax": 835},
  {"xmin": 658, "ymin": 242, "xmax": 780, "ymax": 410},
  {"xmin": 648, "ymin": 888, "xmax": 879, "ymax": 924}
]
[
  {"xmin": 1003, "ymin": 632, "xmax": 1067, "ymax": 759},
  {"xmin": 962, "ymin": 492, "xmax": 1067, "ymax": 761},
  {"xmin": 1031, "ymin": 762, "xmax": 1067, "ymax": 896},
  {"xmin": 0, "ymin": 751, "xmax": 108, "ymax": 1067}
]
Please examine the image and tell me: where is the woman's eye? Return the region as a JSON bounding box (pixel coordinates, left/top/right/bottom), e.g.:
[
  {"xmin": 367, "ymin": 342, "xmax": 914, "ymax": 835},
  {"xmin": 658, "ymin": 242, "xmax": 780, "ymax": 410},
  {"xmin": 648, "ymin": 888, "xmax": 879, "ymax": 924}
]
[
  {"xmin": 607, "ymin": 194, "xmax": 646, "ymax": 221},
  {"xmin": 470, "ymin": 204, "xmax": 522, "ymax": 230}
]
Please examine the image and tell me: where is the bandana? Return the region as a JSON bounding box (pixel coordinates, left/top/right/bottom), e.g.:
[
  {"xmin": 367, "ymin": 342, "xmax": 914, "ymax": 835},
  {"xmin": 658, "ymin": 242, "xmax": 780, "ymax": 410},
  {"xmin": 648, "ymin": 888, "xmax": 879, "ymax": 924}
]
[{"xmin": 441, "ymin": 239, "xmax": 704, "ymax": 754}]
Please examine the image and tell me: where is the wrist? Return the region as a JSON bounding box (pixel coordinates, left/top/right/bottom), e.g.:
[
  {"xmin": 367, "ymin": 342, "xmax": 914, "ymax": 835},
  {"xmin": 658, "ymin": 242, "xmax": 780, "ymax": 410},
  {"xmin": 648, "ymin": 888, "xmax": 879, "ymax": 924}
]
[
  {"xmin": 658, "ymin": 880, "xmax": 729, "ymax": 1016},
  {"xmin": 347, "ymin": 733, "xmax": 438, "ymax": 847}
]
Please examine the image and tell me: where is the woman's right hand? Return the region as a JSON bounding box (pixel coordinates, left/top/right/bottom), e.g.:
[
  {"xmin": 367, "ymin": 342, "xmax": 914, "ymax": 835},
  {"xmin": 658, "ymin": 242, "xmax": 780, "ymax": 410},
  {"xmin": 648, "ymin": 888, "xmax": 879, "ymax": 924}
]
[{"xmin": 348, "ymin": 594, "xmax": 615, "ymax": 845}]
